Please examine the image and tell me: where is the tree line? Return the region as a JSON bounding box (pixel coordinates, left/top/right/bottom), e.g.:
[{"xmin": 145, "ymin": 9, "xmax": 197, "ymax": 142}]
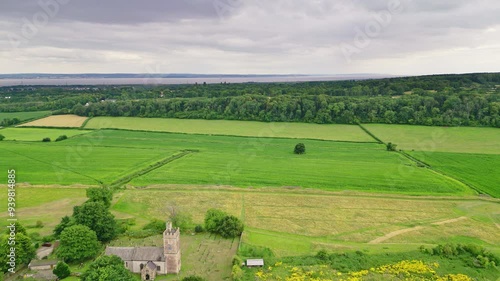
[{"xmin": 1, "ymin": 72, "xmax": 499, "ymax": 127}]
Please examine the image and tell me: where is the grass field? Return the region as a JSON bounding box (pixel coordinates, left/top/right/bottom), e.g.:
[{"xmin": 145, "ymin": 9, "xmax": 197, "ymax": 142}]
[
  {"xmin": 84, "ymin": 117, "xmax": 376, "ymax": 142},
  {"xmin": 364, "ymin": 124, "xmax": 500, "ymax": 154},
  {"xmin": 0, "ymin": 127, "xmax": 91, "ymax": 141},
  {"xmin": 0, "ymin": 142, "xmax": 180, "ymax": 185},
  {"xmin": 408, "ymin": 151, "xmax": 500, "ymax": 197},
  {"xmin": 20, "ymin": 114, "xmax": 88, "ymax": 127},
  {"xmin": 0, "ymin": 187, "xmax": 87, "ymax": 235},
  {"xmin": 0, "ymin": 129, "xmax": 472, "ymax": 194},
  {"xmin": 0, "ymin": 111, "xmax": 51, "ymax": 122}
]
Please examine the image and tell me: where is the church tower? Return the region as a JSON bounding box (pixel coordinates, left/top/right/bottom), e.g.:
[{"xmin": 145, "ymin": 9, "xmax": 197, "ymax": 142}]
[{"xmin": 163, "ymin": 222, "xmax": 181, "ymax": 274}]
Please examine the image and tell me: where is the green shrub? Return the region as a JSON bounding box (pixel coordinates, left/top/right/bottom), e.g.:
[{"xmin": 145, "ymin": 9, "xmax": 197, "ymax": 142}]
[
  {"xmin": 294, "ymin": 143, "xmax": 306, "ymax": 154},
  {"xmin": 42, "ymin": 137, "xmax": 51, "ymax": 142},
  {"xmin": 232, "ymin": 264, "xmax": 243, "ymax": 281},
  {"xmin": 55, "ymin": 135, "xmax": 68, "ymax": 142},
  {"xmin": 53, "ymin": 261, "xmax": 71, "ymax": 279},
  {"xmin": 181, "ymin": 276, "xmax": 206, "ymax": 281},
  {"xmin": 143, "ymin": 219, "xmax": 165, "ymax": 234},
  {"xmin": 232, "ymin": 255, "xmax": 243, "ymax": 267},
  {"xmin": 194, "ymin": 225, "xmax": 204, "ymax": 233}
]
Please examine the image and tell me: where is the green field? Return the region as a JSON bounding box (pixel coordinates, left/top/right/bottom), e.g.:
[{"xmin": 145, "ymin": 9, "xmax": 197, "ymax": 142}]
[
  {"xmin": 364, "ymin": 124, "xmax": 500, "ymax": 154},
  {"xmin": 0, "ymin": 111, "xmax": 51, "ymax": 122},
  {"xmin": 0, "ymin": 127, "xmax": 91, "ymax": 141},
  {"xmin": 0, "ymin": 129, "xmax": 473, "ymax": 195},
  {"xmin": 85, "ymin": 117, "xmax": 376, "ymax": 142},
  {"xmin": 1, "ymin": 122, "xmax": 498, "ymax": 280},
  {"xmin": 409, "ymin": 151, "xmax": 500, "ymax": 197}
]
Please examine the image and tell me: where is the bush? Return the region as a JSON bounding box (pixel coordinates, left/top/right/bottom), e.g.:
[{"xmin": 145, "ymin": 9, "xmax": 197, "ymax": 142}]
[
  {"xmin": 53, "ymin": 261, "xmax": 71, "ymax": 279},
  {"xmin": 316, "ymin": 250, "xmax": 329, "ymax": 261},
  {"xmin": 55, "ymin": 135, "xmax": 68, "ymax": 142},
  {"xmin": 194, "ymin": 225, "xmax": 204, "ymax": 233},
  {"xmin": 232, "ymin": 255, "xmax": 243, "ymax": 267},
  {"xmin": 35, "ymin": 221, "xmax": 44, "ymax": 228},
  {"xmin": 0, "ymin": 134, "xmax": 4, "ymax": 141},
  {"xmin": 294, "ymin": 143, "xmax": 306, "ymax": 154},
  {"xmin": 181, "ymin": 276, "xmax": 206, "ymax": 281},
  {"xmin": 232, "ymin": 264, "xmax": 244, "ymax": 281},
  {"xmin": 42, "ymin": 137, "xmax": 51, "ymax": 142},
  {"xmin": 143, "ymin": 219, "xmax": 165, "ymax": 234}
]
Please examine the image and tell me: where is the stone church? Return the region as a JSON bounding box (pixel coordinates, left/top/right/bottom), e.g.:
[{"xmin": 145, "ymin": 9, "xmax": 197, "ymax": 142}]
[{"xmin": 105, "ymin": 222, "xmax": 181, "ymax": 280}]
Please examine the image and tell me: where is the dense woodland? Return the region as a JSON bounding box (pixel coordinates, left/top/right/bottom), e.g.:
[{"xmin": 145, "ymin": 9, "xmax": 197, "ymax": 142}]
[{"xmin": 1, "ymin": 73, "xmax": 499, "ymax": 127}]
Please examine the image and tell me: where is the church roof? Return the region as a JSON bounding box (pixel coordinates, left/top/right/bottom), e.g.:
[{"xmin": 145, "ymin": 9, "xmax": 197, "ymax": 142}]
[
  {"xmin": 105, "ymin": 246, "xmax": 164, "ymax": 262},
  {"xmin": 134, "ymin": 247, "xmax": 164, "ymax": 261},
  {"xmin": 105, "ymin": 247, "xmax": 135, "ymax": 261},
  {"xmin": 146, "ymin": 261, "xmax": 157, "ymax": 270}
]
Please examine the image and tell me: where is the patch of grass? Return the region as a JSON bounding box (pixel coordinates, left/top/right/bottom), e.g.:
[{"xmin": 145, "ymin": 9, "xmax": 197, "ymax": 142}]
[
  {"xmin": 0, "ymin": 127, "xmax": 91, "ymax": 141},
  {"xmin": 364, "ymin": 124, "xmax": 500, "ymax": 154},
  {"xmin": 84, "ymin": 117, "xmax": 376, "ymax": 142},
  {"xmin": 409, "ymin": 151, "xmax": 500, "ymax": 197},
  {"xmin": 0, "ymin": 111, "xmax": 51, "ymax": 122},
  {"xmin": 0, "ymin": 187, "xmax": 87, "ymax": 236}
]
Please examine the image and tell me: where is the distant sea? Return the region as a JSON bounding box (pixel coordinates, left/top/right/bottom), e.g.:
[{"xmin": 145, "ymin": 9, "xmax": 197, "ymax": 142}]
[{"xmin": 0, "ymin": 75, "xmax": 391, "ymax": 86}]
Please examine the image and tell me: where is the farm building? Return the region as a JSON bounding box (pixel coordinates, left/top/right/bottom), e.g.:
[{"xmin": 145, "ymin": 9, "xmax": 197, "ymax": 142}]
[
  {"xmin": 28, "ymin": 260, "xmax": 58, "ymax": 271},
  {"xmin": 105, "ymin": 222, "xmax": 181, "ymax": 280},
  {"xmin": 246, "ymin": 259, "xmax": 264, "ymax": 267}
]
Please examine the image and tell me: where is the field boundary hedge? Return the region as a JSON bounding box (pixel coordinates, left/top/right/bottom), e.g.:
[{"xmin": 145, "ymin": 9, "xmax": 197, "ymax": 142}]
[
  {"xmin": 108, "ymin": 150, "xmax": 198, "ymax": 189},
  {"xmin": 357, "ymin": 124, "xmax": 384, "ymax": 144}
]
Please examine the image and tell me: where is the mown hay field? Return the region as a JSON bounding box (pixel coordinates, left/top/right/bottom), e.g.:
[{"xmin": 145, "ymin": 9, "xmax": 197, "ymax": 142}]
[
  {"xmin": 3, "ymin": 186, "xmax": 495, "ymax": 258},
  {"xmin": 20, "ymin": 114, "xmax": 88, "ymax": 128},
  {"xmin": 84, "ymin": 116, "xmax": 376, "ymax": 142}
]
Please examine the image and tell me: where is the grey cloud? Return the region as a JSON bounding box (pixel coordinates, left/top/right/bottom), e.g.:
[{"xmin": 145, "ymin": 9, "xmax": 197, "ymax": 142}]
[
  {"xmin": 0, "ymin": 0, "xmax": 226, "ymax": 24},
  {"xmin": 0, "ymin": 0, "xmax": 499, "ymax": 74}
]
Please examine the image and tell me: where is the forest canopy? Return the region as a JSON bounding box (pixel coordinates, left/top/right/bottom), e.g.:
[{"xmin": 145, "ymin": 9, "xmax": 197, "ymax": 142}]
[{"xmin": 1, "ymin": 72, "xmax": 499, "ymax": 127}]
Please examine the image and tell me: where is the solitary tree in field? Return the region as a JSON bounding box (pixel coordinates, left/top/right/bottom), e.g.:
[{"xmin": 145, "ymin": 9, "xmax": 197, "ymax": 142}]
[
  {"xmin": 294, "ymin": 143, "xmax": 306, "ymax": 154},
  {"xmin": 386, "ymin": 142, "xmax": 398, "ymax": 151}
]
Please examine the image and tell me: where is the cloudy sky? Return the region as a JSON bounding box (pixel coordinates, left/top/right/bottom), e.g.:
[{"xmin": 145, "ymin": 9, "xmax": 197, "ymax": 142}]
[{"xmin": 0, "ymin": 0, "xmax": 499, "ymax": 75}]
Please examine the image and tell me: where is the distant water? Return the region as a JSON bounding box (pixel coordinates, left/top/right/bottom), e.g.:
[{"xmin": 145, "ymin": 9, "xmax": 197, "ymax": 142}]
[{"xmin": 0, "ymin": 75, "xmax": 389, "ymax": 86}]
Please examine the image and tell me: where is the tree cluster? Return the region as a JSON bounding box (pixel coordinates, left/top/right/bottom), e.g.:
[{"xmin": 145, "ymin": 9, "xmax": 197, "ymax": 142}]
[
  {"xmin": 204, "ymin": 209, "xmax": 244, "ymax": 238},
  {"xmin": 0, "ymin": 222, "xmax": 36, "ymax": 273},
  {"xmin": 55, "ymin": 187, "xmax": 117, "ymax": 262},
  {"xmin": 81, "ymin": 255, "xmax": 134, "ymax": 281}
]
